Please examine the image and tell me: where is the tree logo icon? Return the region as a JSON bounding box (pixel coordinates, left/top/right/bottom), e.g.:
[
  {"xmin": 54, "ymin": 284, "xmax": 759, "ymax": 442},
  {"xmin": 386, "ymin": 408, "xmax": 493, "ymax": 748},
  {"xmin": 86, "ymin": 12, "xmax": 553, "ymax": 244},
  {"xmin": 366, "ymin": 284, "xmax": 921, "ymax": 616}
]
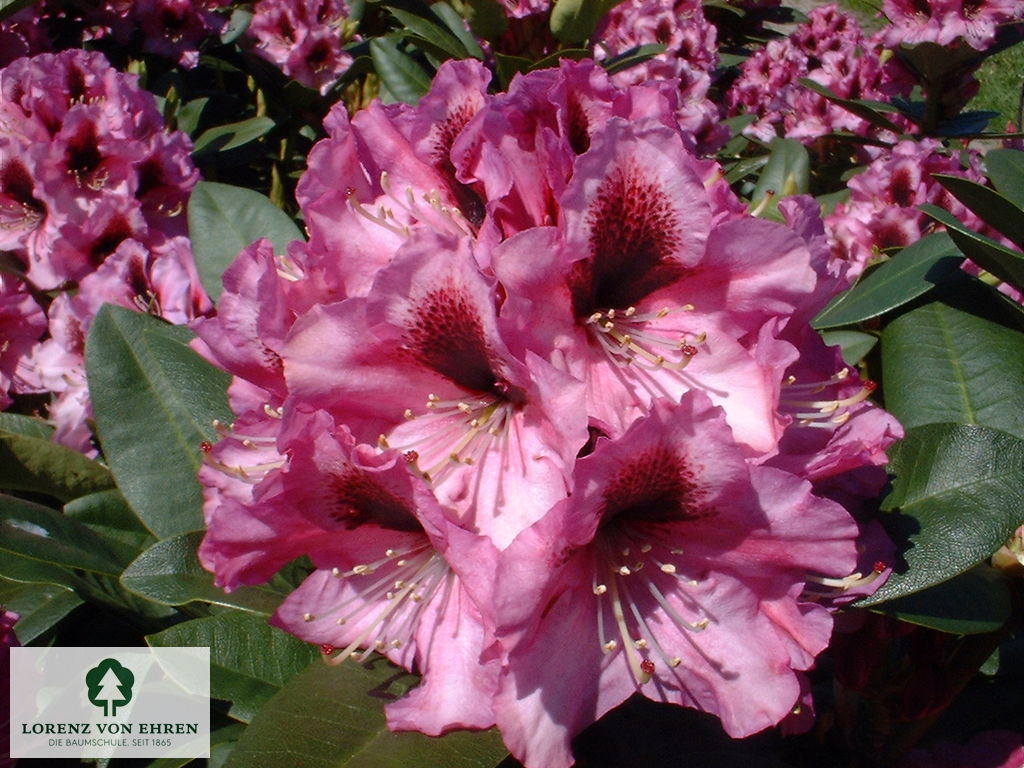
[{"xmin": 86, "ymin": 658, "xmax": 135, "ymax": 716}]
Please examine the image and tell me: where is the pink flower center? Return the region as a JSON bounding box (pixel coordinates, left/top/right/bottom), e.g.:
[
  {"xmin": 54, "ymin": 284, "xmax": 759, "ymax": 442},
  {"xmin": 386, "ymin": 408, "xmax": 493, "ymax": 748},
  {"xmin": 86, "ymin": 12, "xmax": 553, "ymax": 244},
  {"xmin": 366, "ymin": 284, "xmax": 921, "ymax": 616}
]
[
  {"xmin": 780, "ymin": 368, "xmax": 877, "ymax": 428},
  {"xmin": 307, "ymin": 542, "xmax": 455, "ymax": 665}
]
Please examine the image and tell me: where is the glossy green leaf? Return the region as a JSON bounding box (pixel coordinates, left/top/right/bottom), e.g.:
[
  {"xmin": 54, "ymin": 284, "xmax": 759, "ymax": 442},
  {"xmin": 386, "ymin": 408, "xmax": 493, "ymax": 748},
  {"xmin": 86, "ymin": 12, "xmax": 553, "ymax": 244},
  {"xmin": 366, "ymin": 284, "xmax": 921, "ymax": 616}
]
[
  {"xmin": 370, "ymin": 37, "xmax": 431, "ymax": 106},
  {"xmin": 0, "ymin": 430, "xmax": 114, "ymax": 502},
  {"xmin": 812, "ymin": 233, "xmax": 963, "ymax": 329},
  {"xmin": 121, "ymin": 532, "xmax": 283, "ymax": 614},
  {"xmin": 386, "ymin": 6, "xmax": 471, "ymax": 60},
  {"xmin": 493, "ymin": 52, "xmax": 532, "ymax": 89},
  {"xmin": 933, "ymin": 174, "xmax": 1024, "ymax": 247},
  {"xmin": 750, "ymin": 137, "xmax": 809, "ymax": 217},
  {"xmin": 224, "ymin": 657, "xmax": 510, "ymax": 768},
  {"xmin": 797, "ymin": 78, "xmax": 904, "ymax": 133},
  {"xmin": 0, "ymin": 493, "xmax": 128, "ymax": 577},
  {"xmin": 461, "ymin": 0, "xmax": 507, "ymax": 40},
  {"xmin": 220, "ymin": 8, "xmax": 253, "ymax": 44},
  {"xmin": 819, "ymin": 329, "xmax": 878, "ymax": 366},
  {"xmin": 148, "ymin": 613, "xmax": 319, "ymax": 722},
  {"xmin": 861, "ymin": 423, "xmax": 1024, "ymax": 605},
  {"xmin": 549, "ymin": 0, "xmax": 626, "ymax": 43},
  {"xmin": 0, "ymin": 0, "xmax": 33, "ymax": 21},
  {"xmin": 0, "ymin": 579, "xmax": 82, "ymax": 644},
  {"xmin": 0, "ymin": 413, "xmax": 53, "ymax": 440},
  {"xmin": 64, "ymin": 489, "xmax": 155, "ymax": 562},
  {"xmin": 431, "ymin": 3, "xmax": 485, "ymax": 60},
  {"xmin": 193, "ymin": 116, "xmax": 275, "ymax": 156},
  {"xmin": 921, "ymin": 203, "xmax": 1024, "ymax": 291},
  {"xmin": 85, "ymin": 306, "xmax": 233, "ymax": 538},
  {"xmin": 985, "ymin": 149, "xmax": 1024, "ymax": 208},
  {"xmin": 188, "ymin": 181, "xmax": 303, "ymax": 301},
  {"xmin": 869, "ymin": 565, "xmax": 1011, "ymax": 634},
  {"xmin": 602, "ymin": 43, "xmax": 668, "ymax": 75},
  {"xmin": 882, "ymin": 298, "xmax": 1024, "ymax": 440}
]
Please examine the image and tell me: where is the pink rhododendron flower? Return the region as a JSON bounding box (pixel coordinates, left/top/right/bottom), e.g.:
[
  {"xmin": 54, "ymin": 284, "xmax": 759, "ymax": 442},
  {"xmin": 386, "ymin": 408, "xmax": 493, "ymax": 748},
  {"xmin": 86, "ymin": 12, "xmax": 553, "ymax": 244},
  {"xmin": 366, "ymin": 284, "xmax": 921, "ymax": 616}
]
[
  {"xmin": 825, "ymin": 139, "xmax": 992, "ymax": 276},
  {"xmin": 592, "ymin": 0, "xmax": 726, "ymax": 150},
  {"xmin": 247, "ymin": 0, "xmax": 357, "ymax": 94},
  {"xmin": 196, "ymin": 56, "xmax": 901, "ymax": 759},
  {"xmin": 726, "ymin": 4, "xmax": 912, "ymax": 145},
  {"xmin": 0, "ymin": 275, "xmax": 45, "ymax": 410},
  {"xmin": 881, "ymin": 0, "xmax": 1024, "ymax": 50},
  {"xmin": 0, "ymin": 49, "xmax": 209, "ymax": 450},
  {"xmin": 487, "ymin": 394, "xmax": 860, "ymax": 767}
]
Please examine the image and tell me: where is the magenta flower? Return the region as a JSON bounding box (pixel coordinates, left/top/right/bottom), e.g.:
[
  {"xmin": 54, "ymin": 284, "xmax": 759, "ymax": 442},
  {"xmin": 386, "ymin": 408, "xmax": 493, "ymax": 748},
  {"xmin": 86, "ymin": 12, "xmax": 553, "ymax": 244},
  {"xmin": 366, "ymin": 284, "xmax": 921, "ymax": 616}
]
[
  {"xmin": 200, "ymin": 406, "xmax": 502, "ymax": 734},
  {"xmin": 487, "ymin": 394, "xmax": 859, "ymax": 767},
  {"xmin": 493, "ymin": 116, "xmax": 819, "ymax": 452},
  {"xmin": 283, "ymin": 230, "xmax": 587, "ymax": 549},
  {"xmin": 0, "ymin": 275, "xmax": 45, "ymax": 410},
  {"xmin": 881, "ymin": 0, "xmax": 1024, "ymax": 50},
  {"xmin": 248, "ymin": 0, "xmax": 357, "ymax": 94}
]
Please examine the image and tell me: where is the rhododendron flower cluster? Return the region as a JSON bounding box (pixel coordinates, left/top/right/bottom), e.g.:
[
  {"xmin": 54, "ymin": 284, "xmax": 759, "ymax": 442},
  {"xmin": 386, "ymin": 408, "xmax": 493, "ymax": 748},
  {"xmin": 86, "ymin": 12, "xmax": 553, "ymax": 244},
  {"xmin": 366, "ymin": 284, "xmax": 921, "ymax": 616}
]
[
  {"xmin": 196, "ymin": 58, "xmax": 900, "ymax": 767},
  {"xmin": 0, "ymin": 49, "xmax": 210, "ymax": 449},
  {"xmin": 247, "ymin": 0, "xmax": 358, "ymax": 94},
  {"xmin": 880, "ymin": 0, "xmax": 1024, "ymax": 51},
  {"xmin": 726, "ymin": 4, "xmax": 913, "ymax": 145},
  {"xmin": 824, "ymin": 139, "xmax": 992, "ymax": 274}
]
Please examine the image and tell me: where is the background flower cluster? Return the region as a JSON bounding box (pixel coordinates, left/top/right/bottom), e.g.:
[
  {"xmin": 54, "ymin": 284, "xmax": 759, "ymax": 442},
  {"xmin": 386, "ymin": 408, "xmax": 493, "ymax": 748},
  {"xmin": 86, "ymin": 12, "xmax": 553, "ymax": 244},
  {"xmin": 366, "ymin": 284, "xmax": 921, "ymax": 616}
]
[{"xmin": 1, "ymin": 1, "xmax": 1023, "ymax": 767}]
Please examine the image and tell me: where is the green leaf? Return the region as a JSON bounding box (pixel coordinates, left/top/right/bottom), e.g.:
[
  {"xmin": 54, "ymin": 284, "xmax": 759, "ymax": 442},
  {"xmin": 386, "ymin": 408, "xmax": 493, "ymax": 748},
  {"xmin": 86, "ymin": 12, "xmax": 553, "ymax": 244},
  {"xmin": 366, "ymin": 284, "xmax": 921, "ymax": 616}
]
[
  {"xmin": 819, "ymin": 329, "xmax": 878, "ymax": 366},
  {"xmin": 0, "ymin": 0, "xmax": 34, "ymax": 22},
  {"xmin": 797, "ymin": 78, "xmax": 904, "ymax": 133},
  {"xmin": 882, "ymin": 298, "xmax": 1024, "ymax": 441},
  {"xmin": 224, "ymin": 657, "xmax": 510, "ymax": 768},
  {"xmin": 860, "ymin": 423, "xmax": 1024, "ymax": 605},
  {"xmin": 921, "ymin": 203, "xmax": 1024, "ymax": 291},
  {"xmin": 0, "ymin": 579, "xmax": 82, "ymax": 644},
  {"xmin": 750, "ymin": 137, "xmax": 809, "ymax": 216},
  {"xmin": 493, "ymin": 52, "xmax": 532, "ymax": 89},
  {"xmin": 370, "ymin": 37, "xmax": 432, "ymax": 106},
  {"xmin": 176, "ymin": 97, "xmax": 210, "ymax": 136},
  {"xmin": 0, "ymin": 430, "xmax": 114, "ymax": 502},
  {"xmin": 386, "ymin": 6, "xmax": 471, "ymax": 60},
  {"xmin": 221, "ymin": 8, "xmax": 253, "ymax": 44},
  {"xmin": 193, "ymin": 116, "xmax": 276, "ymax": 156},
  {"xmin": 460, "ymin": 0, "xmax": 507, "ymax": 40},
  {"xmin": 933, "ymin": 174, "xmax": 1024, "ymax": 247},
  {"xmin": 869, "ymin": 565, "xmax": 1011, "ymax": 634},
  {"xmin": 188, "ymin": 181, "xmax": 303, "ymax": 302},
  {"xmin": 431, "ymin": 3, "xmax": 485, "ymax": 60},
  {"xmin": 985, "ymin": 149, "xmax": 1024, "ymax": 208},
  {"xmin": 602, "ymin": 43, "xmax": 668, "ymax": 76},
  {"xmin": 64, "ymin": 489, "xmax": 155, "ymax": 562},
  {"xmin": 0, "ymin": 413, "xmax": 53, "ymax": 440},
  {"xmin": 0, "ymin": 493, "xmax": 128, "ymax": 577},
  {"xmin": 812, "ymin": 233, "xmax": 963, "ymax": 329},
  {"xmin": 121, "ymin": 532, "xmax": 283, "ymax": 615},
  {"xmin": 549, "ymin": 0, "xmax": 626, "ymax": 43},
  {"xmin": 85, "ymin": 306, "xmax": 233, "ymax": 538},
  {"xmin": 148, "ymin": 613, "xmax": 319, "ymax": 722}
]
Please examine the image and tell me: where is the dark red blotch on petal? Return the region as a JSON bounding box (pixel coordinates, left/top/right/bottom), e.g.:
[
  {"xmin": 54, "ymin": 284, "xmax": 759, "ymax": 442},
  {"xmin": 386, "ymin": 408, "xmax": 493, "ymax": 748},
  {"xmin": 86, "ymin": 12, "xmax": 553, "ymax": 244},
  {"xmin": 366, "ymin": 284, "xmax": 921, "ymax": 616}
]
[
  {"xmin": 405, "ymin": 280, "xmax": 500, "ymax": 395},
  {"xmin": 572, "ymin": 161, "xmax": 686, "ymax": 315},
  {"xmin": 600, "ymin": 444, "xmax": 707, "ymax": 525},
  {"xmin": 327, "ymin": 469, "xmax": 422, "ymax": 532}
]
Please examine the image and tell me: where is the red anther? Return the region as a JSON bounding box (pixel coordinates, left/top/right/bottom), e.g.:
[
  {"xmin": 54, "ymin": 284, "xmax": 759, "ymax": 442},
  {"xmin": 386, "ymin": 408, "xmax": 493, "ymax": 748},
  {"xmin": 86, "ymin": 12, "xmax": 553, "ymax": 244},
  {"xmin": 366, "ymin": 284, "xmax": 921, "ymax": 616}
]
[
  {"xmin": 640, "ymin": 659, "xmax": 656, "ymax": 675},
  {"xmin": 320, "ymin": 643, "xmax": 335, "ymax": 655},
  {"xmin": 872, "ymin": 561, "xmax": 887, "ymax": 573},
  {"xmin": 199, "ymin": 441, "xmax": 213, "ymax": 454},
  {"xmin": 344, "ymin": 186, "xmax": 356, "ymax": 197},
  {"xmin": 403, "ymin": 450, "xmax": 419, "ymax": 463},
  {"xmin": 864, "ymin": 380, "xmax": 878, "ymax": 393},
  {"xmin": 680, "ymin": 344, "xmax": 699, "ymax": 357}
]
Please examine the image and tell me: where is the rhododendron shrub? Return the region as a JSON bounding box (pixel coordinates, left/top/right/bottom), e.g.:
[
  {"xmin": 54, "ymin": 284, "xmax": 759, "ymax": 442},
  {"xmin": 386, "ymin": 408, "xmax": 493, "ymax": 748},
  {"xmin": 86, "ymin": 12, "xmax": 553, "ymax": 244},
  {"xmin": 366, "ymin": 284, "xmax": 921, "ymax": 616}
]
[
  {"xmin": 0, "ymin": 49, "xmax": 210, "ymax": 449},
  {"xmin": 2, "ymin": 0, "xmax": 1023, "ymax": 766},
  {"xmin": 190, "ymin": 57, "xmax": 903, "ymax": 764}
]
